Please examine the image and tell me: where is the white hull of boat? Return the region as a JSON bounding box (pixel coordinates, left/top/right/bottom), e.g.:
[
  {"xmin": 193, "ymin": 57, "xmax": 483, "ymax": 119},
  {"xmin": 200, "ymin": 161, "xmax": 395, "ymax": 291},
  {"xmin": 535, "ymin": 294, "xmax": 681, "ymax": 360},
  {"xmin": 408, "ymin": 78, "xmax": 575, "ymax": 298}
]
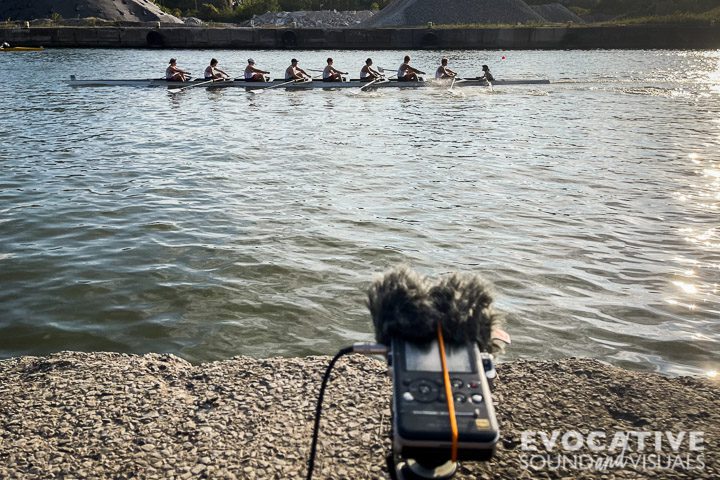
[{"xmin": 68, "ymin": 76, "xmax": 550, "ymax": 89}]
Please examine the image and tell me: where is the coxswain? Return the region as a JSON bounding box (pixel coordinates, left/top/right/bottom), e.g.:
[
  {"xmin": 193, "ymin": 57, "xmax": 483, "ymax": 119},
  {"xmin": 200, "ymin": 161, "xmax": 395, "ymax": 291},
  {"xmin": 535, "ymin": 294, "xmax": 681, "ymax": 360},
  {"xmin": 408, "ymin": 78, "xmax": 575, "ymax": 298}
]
[
  {"xmin": 477, "ymin": 64, "xmax": 494, "ymax": 82},
  {"xmin": 285, "ymin": 58, "xmax": 311, "ymax": 81},
  {"xmin": 204, "ymin": 58, "xmax": 229, "ymax": 81},
  {"xmin": 166, "ymin": 58, "xmax": 189, "ymax": 82},
  {"xmin": 435, "ymin": 58, "xmax": 457, "ymax": 79},
  {"xmin": 244, "ymin": 58, "xmax": 269, "ymax": 82},
  {"xmin": 322, "ymin": 58, "xmax": 347, "ymax": 82},
  {"xmin": 397, "ymin": 55, "xmax": 425, "ymax": 82},
  {"xmin": 360, "ymin": 58, "xmax": 383, "ymax": 82}
]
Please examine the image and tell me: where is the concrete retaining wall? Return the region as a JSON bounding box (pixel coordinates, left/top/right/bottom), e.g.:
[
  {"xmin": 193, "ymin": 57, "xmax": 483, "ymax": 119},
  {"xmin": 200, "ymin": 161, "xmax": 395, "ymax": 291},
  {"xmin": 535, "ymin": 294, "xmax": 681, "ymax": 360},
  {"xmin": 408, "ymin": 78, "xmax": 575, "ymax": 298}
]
[{"xmin": 1, "ymin": 25, "xmax": 719, "ymax": 49}]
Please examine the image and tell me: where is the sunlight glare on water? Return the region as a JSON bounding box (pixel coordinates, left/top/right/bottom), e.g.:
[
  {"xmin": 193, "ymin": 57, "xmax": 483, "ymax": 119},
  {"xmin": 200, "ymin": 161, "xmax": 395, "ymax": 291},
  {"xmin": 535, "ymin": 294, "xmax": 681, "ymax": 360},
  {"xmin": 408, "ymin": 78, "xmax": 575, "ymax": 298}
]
[{"xmin": 0, "ymin": 48, "xmax": 719, "ymax": 376}]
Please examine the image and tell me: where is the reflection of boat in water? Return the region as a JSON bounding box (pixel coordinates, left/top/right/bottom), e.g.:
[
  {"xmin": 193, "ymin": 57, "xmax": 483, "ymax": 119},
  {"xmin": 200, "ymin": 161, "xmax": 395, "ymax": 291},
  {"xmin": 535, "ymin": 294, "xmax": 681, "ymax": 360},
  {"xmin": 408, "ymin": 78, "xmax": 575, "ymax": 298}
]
[
  {"xmin": 68, "ymin": 75, "xmax": 550, "ymax": 89},
  {"xmin": 0, "ymin": 46, "xmax": 44, "ymax": 52}
]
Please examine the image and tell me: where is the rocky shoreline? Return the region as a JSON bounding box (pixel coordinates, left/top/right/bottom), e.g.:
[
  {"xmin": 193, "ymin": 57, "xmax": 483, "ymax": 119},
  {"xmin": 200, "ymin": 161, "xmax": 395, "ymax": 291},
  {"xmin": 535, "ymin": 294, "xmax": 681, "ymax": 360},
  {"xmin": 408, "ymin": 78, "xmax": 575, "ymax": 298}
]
[
  {"xmin": 0, "ymin": 352, "xmax": 717, "ymax": 479},
  {"xmin": 1, "ymin": 24, "xmax": 719, "ymax": 50}
]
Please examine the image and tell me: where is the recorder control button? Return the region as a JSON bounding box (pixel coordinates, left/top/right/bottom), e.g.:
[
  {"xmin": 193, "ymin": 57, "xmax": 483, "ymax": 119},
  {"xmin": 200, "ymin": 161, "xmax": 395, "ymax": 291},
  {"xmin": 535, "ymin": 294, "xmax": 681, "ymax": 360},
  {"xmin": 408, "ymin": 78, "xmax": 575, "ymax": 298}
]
[
  {"xmin": 471, "ymin": 394, "xmax": 484, "ymax": 404},
  {"xmin": 454, "ymin": 393, "xmax": 467, "ymax": 403},
  {"xmin": 403, "ymin": 392, "xmax": 415, "ymax": 402},
  {"xmin": 469, "ymin": 382, "xmax": 479, "ymax": 389},
  {"xmin": 409, "ymin": 380, "xmax": 438, "ymax": 402},
  {"xmin": 451, "ymin": 378, "xmax": 464, "ymax": 388}
]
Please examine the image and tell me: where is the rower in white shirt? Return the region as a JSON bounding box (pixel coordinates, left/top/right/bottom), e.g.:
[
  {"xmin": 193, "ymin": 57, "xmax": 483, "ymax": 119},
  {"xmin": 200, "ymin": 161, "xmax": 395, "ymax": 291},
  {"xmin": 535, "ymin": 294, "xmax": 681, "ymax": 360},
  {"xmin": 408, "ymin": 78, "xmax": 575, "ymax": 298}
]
[
  {"xmin": 360, "ymin": 58, "xmax": 383, "ymax": 82},
  {"xmin": 322, "ymin": 58, "xmax": 348, "ymax": 82},
  {"xmin": 244, "ymin": 58, "xmax": 269, "ymax": 82},
  {"xmin": 397, "ymin": 55, "xmax": 425, "ymax": 82},
  {"xmin": 204, "ymin": 58, "xmax": 229, "ymax": 80},
  {"xmin": 166, "ymin": 58, "xmax": 189, "ymax": 82}
]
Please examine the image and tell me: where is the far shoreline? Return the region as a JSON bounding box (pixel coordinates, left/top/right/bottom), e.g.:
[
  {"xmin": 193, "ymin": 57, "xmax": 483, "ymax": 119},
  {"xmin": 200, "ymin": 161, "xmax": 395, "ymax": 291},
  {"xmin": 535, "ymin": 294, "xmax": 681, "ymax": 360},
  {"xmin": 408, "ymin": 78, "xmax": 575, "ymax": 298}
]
[{"xmin": 1, "ymin": 24, "xmax": 719, "ymax": 50}]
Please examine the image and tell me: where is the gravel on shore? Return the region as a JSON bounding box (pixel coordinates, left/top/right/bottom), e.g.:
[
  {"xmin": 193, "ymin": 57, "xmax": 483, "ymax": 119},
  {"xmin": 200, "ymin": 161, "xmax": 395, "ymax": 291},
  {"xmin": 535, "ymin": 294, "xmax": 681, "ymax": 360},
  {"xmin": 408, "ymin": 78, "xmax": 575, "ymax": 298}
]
[
  {"xmin": 362, "ymin": 0, "xmax": 545, "ymax": 27},
  {"xmin": 0, "ymin": 352, "xmax": 717, "ymax": 479},
  {"xmin": 243, "ymin": 10, "xmax": 376, "ymax": 28}
]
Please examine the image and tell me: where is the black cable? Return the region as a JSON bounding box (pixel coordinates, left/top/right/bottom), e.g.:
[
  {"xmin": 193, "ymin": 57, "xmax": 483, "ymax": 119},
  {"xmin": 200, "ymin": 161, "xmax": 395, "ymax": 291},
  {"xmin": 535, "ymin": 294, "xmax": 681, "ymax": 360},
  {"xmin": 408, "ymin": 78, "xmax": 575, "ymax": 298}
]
[{"xmin": 306, "ymin": 346, "xmax": 354, "ymax": 480}]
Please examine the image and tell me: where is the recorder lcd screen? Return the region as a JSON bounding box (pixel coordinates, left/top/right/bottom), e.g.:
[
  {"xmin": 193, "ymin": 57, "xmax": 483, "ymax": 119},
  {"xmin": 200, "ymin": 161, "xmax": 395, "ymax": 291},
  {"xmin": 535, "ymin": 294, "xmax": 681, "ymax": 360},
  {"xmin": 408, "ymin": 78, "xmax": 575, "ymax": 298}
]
[{"xmin": 404, "ymin": 341, "xmax": 473, "ymax": 373}]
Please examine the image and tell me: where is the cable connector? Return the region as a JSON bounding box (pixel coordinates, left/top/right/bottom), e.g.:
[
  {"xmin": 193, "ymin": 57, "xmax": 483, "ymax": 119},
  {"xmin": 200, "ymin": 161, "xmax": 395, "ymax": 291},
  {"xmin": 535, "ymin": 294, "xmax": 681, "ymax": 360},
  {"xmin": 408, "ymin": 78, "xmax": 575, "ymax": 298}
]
[{"xmin": 352, "ymin": 343, "xmax": 388, "ymax": 356}]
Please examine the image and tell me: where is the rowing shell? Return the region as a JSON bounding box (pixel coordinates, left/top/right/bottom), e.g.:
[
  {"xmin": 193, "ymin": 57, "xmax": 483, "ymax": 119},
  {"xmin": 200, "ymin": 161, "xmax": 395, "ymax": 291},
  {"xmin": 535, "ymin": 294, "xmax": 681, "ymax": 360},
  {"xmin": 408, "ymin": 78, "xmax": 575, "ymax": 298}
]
[
  {"xmin": 1, "ymin": 47, "xmax": 44, "ymax": 52},
  {"xmin": 68, "ymin": 75, "xmax": 550, "ymax": 89}
]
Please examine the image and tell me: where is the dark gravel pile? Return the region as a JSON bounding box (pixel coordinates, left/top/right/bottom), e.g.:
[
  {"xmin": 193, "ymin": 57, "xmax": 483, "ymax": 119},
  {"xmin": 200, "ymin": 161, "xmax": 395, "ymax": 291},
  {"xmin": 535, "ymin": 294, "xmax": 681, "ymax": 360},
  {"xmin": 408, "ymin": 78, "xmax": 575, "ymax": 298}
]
[
  {"xmin": 531, "ymin": 3, "xmax": 585, "ymax": 23},
  {"xmin": 243, "ymin": 10, "xmax": 376, "ymax": 28},
  {"xmin": 0, "ymin": 352, "xmax": 717, "ymax": 479},
  {"xmin": 362, "ymin": 0, "xmax": 545, "ymax": 27},
  {"xmin": 0, "ymin": 0, "xmax": 182, "ymax": 23}
]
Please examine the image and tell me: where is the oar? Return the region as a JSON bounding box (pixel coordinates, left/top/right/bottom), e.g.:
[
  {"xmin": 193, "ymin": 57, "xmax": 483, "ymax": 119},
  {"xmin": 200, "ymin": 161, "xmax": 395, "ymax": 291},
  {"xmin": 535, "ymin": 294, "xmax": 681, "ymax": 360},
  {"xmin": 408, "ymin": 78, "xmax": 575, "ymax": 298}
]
[
  {"xmin": 358, "ymin": 76, "xmax": 386, "ymax": 92},
  {"xmin": 250, "ymin": 77, "xmax": 306, "ymax": 94},
  {"xmin": 448, "ymin": 76, "xmax": 457, "ymax": 91},
  {"xmin": 169, "ymin": 77, "xmax": 222, "ymax": 93}
]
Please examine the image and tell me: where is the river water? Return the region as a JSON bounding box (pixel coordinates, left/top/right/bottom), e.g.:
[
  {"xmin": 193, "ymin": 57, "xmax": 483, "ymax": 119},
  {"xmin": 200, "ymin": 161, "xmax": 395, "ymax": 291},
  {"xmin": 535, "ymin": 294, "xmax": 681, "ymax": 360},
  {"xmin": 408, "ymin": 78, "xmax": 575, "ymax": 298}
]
[{"xmin": 0, "ymin": 49, "xmax": 718, "ymax": 376}]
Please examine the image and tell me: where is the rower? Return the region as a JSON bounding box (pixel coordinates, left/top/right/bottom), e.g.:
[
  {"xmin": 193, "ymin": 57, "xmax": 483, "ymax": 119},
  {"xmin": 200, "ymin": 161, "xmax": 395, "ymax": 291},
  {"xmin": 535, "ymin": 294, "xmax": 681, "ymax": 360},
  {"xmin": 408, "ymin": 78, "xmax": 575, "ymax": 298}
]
[
  {"xmin": 244, "ymin": 58, "xmax": 269, "ymax": 82},
  {"xmin": 322, "ymin": 58, "xmax": 347, "ymax": 82},
  {"xmin": 435, "ymin": 58, "xmax": 457, "ymax": 79},
  {"xmin": 166, "ymin": 58, "xmax": 189, "ymax": 82},
  {"xmin": 0, "ymin": 42, "xmax": 9, "ymax": 50},
  {"xmin": 360, "ymin": 58, "xmax": 383, "ymax": 82},
  {"xmin": 397, "ymin": 55, "xmax": 425, "ymax": 82},
  {"xmin": 477, "ymin": 64, "xmax": 495, "ymax": 82},
  {"xmin": 285, "ymin": 58, "xmax": 311, "ymax": 81},
  {"xmin": 204, "ymin": 58, "xmax": 229, "ymax": 81}
]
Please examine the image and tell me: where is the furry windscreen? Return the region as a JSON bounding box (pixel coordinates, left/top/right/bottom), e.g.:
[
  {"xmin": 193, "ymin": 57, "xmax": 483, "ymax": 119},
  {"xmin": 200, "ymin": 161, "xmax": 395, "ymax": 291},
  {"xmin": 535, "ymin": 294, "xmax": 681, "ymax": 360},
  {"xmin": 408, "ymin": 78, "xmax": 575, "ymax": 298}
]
[{"xmin": 367, "ymin": 266, "xmax": 505, "ymax": 353}]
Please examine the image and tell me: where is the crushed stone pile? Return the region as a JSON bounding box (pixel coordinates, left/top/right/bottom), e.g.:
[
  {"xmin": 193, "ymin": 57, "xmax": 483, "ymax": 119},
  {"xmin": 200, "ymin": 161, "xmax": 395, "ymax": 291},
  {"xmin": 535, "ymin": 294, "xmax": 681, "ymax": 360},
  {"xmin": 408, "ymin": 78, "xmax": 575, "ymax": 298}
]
[
  {"xmin": 0, "ymin": 352, "xmax": 717, "ymax": 479},
  {"xmin": 530, "ymin": 3, "xmax": 584, "ymax": 23},
  {"xmin": 0, "ymin": 0, "xmax": 183, "ymax": 23},
  {"xmin": 243, "ymin": 10, "xmax": 376, "ymax": 28},
  {"xmin": 362, "ymin": 0, "xmax": 545, "ymax": 27},
  {"xmin": 182, "ymin": 17, "xmax": 205, "ymax": 26}
]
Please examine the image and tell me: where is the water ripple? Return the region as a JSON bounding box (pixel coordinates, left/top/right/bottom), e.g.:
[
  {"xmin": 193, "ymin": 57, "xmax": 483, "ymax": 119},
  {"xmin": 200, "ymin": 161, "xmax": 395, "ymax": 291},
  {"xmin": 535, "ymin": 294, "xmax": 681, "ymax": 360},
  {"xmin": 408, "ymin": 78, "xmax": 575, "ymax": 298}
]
[{"xmin": 0, "ymin": 49, "xmax": 718, "ymax": 375}]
